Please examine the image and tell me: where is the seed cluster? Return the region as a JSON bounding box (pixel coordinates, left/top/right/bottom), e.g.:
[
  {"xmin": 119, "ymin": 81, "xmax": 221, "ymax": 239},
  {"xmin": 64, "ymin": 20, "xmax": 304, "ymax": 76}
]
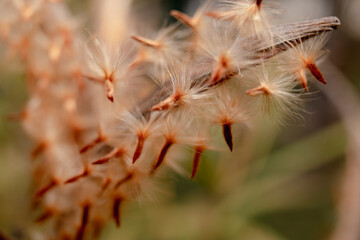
[{"xmin": 0, "ymin": 0, "xmax": 339, "ymax": 239}]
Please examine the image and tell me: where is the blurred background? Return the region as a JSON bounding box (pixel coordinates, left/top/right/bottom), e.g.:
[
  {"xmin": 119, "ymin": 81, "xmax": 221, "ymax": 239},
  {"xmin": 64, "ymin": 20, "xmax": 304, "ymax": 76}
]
[{"xmin": 0, "ymin": 0, "xmax": 359, "ymax": 239}]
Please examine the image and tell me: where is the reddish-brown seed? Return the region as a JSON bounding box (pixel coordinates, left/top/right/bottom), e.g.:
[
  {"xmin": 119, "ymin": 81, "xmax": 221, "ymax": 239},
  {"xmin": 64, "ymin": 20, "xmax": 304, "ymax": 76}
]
[
  {"xmin": 92, "ymin": 157, "xmax": 110, "ymax": 165},
  {"xmin": 133, "ymin": 135, "xmax": 145, "ymax": 163},
  {"xmin": 76, "ymin": 204, "xmax": 91, "ymax": 240},
  {"xmin": 65, "ymin": 168, "xmax": 89, "ymax": 184},
  {"xmin": 256, "ymin": 0, "xmax": 263, "ymax": 8},
  {"xmin": 131, "ymin": 36, "xmax": 161, "ymax": 49},
  {"xmin": 210, "ymin": 68, "xmax": 222, "ymax": 85},
  {"xmin": 35, "ymin": 179, "xmax": 57, "ymax": 199},
  {"xmin": 222, "ymin": 123, "xmax": 233, "ymax": 152},
  {"xmin": 35, "ymin": 209, "xmax": 54, "ymax": 223},
  {"xmin": 107, "ymin": 96, "xmax": 114, "ymax": 102},
  {"xmin": 205, "ymin": 11, "xmax": 236, "ymax": 21},
  {"xmin": 246, "ymin": 86, "xmax": 271, "ymax": 96},
  {"xmin": 191, "ymin": 146, "xmax": 205, "ymax": 179},
  {"xmin": 205, "ymin": 11, "xmax": 221, "ymax": 19},
  {"xmin": 101, "ymin": 178, "xmax": 111, "ymax": 192},
  {"xmin": 220, "ymin": 55, "xmax": 229, "ymax": 68},
  {"xmin": 113, "ymin": 198, "xmax": 122, "ymax": 227},
  {"xmin": 151, "ymin": 102, "xmax": 171, "ymax": 112},
  {"xmin": 31, "ymin": 141, "xmax": 48, "ymax": 159},
  {"xmin": 92, "ymin": 147, "xmax": 125, "ymax": 165},
  {"xmin": 151, "ymin": 91, "xmax": 183, "ymax": 112},
  {"xmin": 80, "ymin": 133, "xmax": 106, "ymax": 154},
  {"xmin": 307, "ymin": 63, "xmax": 326, "ymax": 84},
  {"xmin": 152, "ymin": 140, "xmax": 174, "ymax": 173},
  {"xmin": 128, "ymin": 50, "xmax": 147, "ymax": 70},
  {"xmin": 70, "ymin": 123, "xmax": 84, "ymax": 144},
  {"xmin": 98, "ymin": 178, "xmax": 112, "ymax": 197},
  {"xmin": 104, "ymin": 79, "xmax": 114, "ymax": 103},
  {"xmin": 296, "ymin": 69, "xmax": 309, "ymax": 92},
  {"xmin": 114, "ymin": 173, "xmax": 134, "ymax": 190},
  {"xmin": 170, "ymin": 10, "xmax": 194, "ymax": 28},
  {"xmin": 210, "ymin": 55, "xmax": 230, "ymax": 84}
]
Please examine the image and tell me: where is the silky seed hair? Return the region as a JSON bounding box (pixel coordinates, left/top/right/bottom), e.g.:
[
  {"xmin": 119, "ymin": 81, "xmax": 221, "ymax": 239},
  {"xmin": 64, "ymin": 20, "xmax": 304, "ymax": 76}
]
[
  {"xmin": 0, "ymin": 0, "xmax": 340, "ymax": 239},
  {"xmin": 244, "ymin": 63, "xmax": 305, "ymax": 124}
]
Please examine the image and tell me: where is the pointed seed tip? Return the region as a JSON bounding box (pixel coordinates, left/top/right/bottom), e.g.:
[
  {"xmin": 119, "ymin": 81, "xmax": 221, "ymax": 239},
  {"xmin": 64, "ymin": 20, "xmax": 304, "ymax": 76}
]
[
  {"xmin": 222, "ymin": 123, "xmax": 233, "ymax": 152},
  {"xmin": 92, "ymin": 158, "xmax": 109, "ymax": 165},
  {"xmin": 307, "ymin": 63, "xmax": 326, "ymax": 85},
  {"xmin": 153, "ymin": 140, "xmax": 173, "ymax": 171},
  {"xmin": 191, "ymin": 147, "xmax": 204, "ymax": 179},
  {"xmin": 132, "ymin": 136, "xmax": 145, "ymax": 164},
  {"xmin": 113, "ymin": 198, "xmax": 122, "ymax": 228}
]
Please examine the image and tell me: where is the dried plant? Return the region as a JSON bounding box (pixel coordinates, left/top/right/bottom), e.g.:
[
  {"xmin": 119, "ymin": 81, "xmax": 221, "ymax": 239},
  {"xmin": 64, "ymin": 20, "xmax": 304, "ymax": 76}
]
[{"xmin": 0, "ymin": 0, "xmax": 340, "ymax": 239}]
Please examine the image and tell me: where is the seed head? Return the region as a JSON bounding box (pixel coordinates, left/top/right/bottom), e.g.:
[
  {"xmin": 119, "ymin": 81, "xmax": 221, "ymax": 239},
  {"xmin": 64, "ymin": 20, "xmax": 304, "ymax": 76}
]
[
  {"xmin": 281, "ymin": 34, "xmax": 329, "ymax": 91},
  {"xmin": 245, "ymin": 64, "xmax": 304, "ymax": 123}
]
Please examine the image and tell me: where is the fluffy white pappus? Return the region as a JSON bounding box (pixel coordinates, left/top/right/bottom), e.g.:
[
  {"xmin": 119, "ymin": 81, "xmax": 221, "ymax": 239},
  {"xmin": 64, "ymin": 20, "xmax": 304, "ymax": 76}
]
[
  {"xmin": 280, "ymin": 33, "xmax": 329, "ymax": 91},
  {"xmin": 196, "ymin": 85, "xmax": 249, "ymax": 152},
  {"xmin": 244, "ymin": 65, "xmax": 305, "ymax": 124},
  {"xmin": 113, "ymin": 110, "xmax": 160, "ymax": 160},
  {"xmin": 208, "ymin": 0, "xmax": 278, "ymax": 39},
  {"xmin": 197, "ymin": 23, "xmax": 254, "ymax": 85},
  {"xmin": 85, "ymin": 36, "xmax": 138, "ymax": 103},
  {"xmin": 85, "ymin": 37, "xmax": 135, "ymax": 82},
  {"xmin": 130, "ymin": 23, "xmax": 190, "ymax": 71},
  {"xmin": 170, "ymin": 0, "xmax": 214, "ymax": 34},
  {"xmin": 116, "ymin": 110, "xmax": 155, "ymax": 137},
  {"xmin": 144, "ymin": 114, "xmax": 197, "ymax": 175},
  {"xmin": 109, "ymin": 161, "xmax": 159, "ymax": 201},
  {"xmin": 206, "ymin": 85, "xmax": 248, "ymax": 125},
  {"xmin": 159, "ymin": 115, "xmax": 182, "ymax": 141},
  {"xmin": 289, "ymin": 33, "xmax": 329, "ymax": 64},
  {"xmin": 150, "ymin": 60, "xmax": 212, "ymax": 113},
  {"xmin": 187, "ymin": 128, "xmax": 213, "ymax": 149}
]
